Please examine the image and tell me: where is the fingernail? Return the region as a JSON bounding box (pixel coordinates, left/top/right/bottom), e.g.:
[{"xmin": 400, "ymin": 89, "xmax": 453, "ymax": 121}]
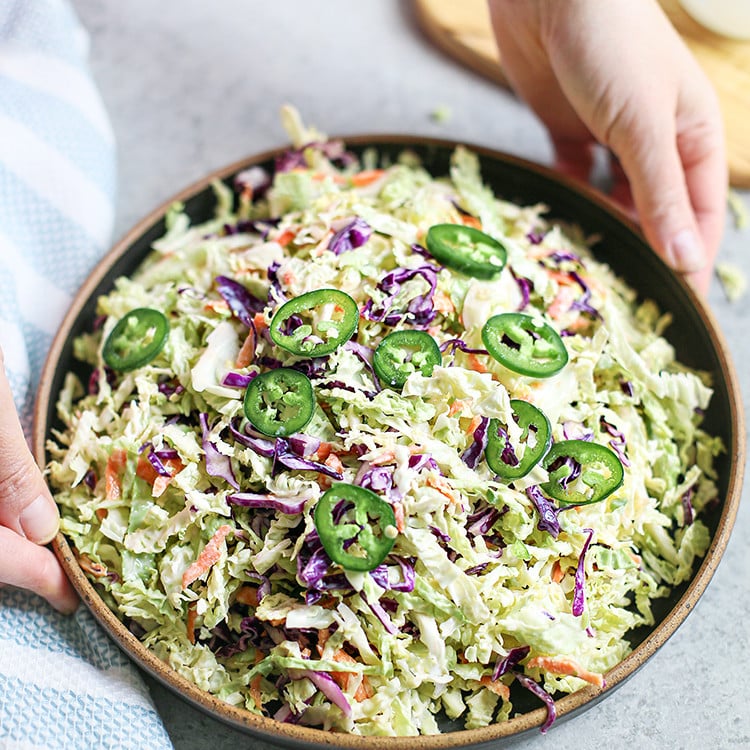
[
  {"xmin": 20, "ymin": 495, "xmax": 60, "ymax": 544},
  {"xmin": 666, "ymin": 229, "xmax": 705, "ymax": 273}
]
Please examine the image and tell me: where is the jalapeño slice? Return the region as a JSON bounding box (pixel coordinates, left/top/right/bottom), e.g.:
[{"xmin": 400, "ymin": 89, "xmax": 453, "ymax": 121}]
[
  {"xmin": 269, "ymin": 289, "xmax": 358, "ymax": 357},
  {"xmin": 425, "ymin": 224, "xmax": 507, "ymax": 280},
  {"xmin": 102, "ymin": 308, "xmax": 169, "ymax": 371},
  {"xmin": 373, "ymin": 330, "xmax": 441, "ymax": 389},
  {"xmin": 313, "ymin": 483, "xmax": 397, "ymax": 572},
  {"xmin": 482, "ymin": 312, "xmax": 568, "ymax": 378},
  {"xmin": 486, "ymin": 399, "xmax": 551, "ymax": 479},
  {"xmin": 243, "ymin": 368, "xmax": 314, "ymax": 437},
  {"xmin": 541, "ymin": 439, "xmax": 624, "ymax": 506}
]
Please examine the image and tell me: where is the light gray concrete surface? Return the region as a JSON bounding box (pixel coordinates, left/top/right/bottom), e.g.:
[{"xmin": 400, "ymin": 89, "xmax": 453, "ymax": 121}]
[{"xmin": 71, "ymin": 1, "xmax": 750, "ymax": 748}]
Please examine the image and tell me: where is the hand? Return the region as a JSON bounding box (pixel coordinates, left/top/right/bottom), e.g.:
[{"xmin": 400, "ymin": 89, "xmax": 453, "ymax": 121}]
[
  {"xmin": 0, "ymin": 349, "xmax": 78, "ymax": 613},
  {"xmin": 488, "ymin": 0, "xmax": 727, "ymax": 293}
]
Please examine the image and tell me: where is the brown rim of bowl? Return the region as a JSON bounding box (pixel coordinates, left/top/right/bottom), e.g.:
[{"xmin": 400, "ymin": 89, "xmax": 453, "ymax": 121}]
[{"xmin": 33, "ymin": 135, "xmax": 745, "ymax": 748}]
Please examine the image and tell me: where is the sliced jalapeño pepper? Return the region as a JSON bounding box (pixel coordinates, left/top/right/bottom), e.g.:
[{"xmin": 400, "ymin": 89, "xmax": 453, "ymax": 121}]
[
  {"xmin": 102, "ymin": 308, "xmax": 169, "ymax": 371},
  {"xmin": 425, "ymin": 224, "xmax": 507, "ymax": 280},
  {"xmin": 269, "ymin": 289, "xmax": 358, "ymax": 357},
  {"xmin": 481, "ymin": 312, "xmax": 567, "ymax": 378},
  {"xmin": 541, "ymin": 439, "xmax": 624, "ymax": 506},
  {"xmin": 243, "ymin": 368, "xmax": 314, "ymax": 437},
  {"xmin": 372, "ymin": 330, "xmax": 441, "ymax": 389},
  {"xmin": 313, "ymin": 484, "xmax": 397, "ymax": 572},
  {"xmin": 486, "ymin": 399, "xmax": 551, "ymax": 479}
]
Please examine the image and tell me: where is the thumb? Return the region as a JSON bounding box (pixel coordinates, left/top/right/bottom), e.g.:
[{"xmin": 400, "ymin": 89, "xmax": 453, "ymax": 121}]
[
  {"xmin": 0, "ymin": 349, "xmax": 61, "ymax": 543},
  {"xmin": 610, "ymin": 125, "xmax": 705, "ymax": 277}
]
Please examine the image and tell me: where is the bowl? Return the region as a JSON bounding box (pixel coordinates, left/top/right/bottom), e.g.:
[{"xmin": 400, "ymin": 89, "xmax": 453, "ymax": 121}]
[{"xmin": 33, "ymin": 136, "xmax": 745, "ymax": 748}]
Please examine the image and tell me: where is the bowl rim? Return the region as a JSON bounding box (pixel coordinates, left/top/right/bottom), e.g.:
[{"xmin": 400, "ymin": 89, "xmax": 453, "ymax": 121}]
[{"xmin": 33, "ymin": 134, "xmax": 746, "ymax": 748}]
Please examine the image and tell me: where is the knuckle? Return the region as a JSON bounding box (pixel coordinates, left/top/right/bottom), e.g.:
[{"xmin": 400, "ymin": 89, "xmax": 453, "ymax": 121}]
[{"xmin": 0, "ymin": 461, "xmax": 39, "ymax": 512}]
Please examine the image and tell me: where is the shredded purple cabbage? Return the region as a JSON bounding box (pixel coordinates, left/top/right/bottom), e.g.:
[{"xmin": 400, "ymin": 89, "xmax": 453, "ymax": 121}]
[
  {"xmin": 572, "ymin": 528, "xmax": 594, "ymax": 617},
  {"xmin": 514, "ymin": 672, "xmax": 557, "ymax": 733},
  {"xmin": 429, "ymin": 525, "xmax": 451, "ymax": 544},
  {"xmin": 600, "ymin": 417, "xmax": 630, "ymax": 467},
  {"xmin": 439, "ymin": 338, "xmax": 488, "ymax": 356},
  {"xmin": 343, "ymin": 341, "xmax": 380, "ymax": 390},
  {"xmin": 291, "ymin": 670, "xmax": 352, "ymax": 718},
  {"xmin": 492, "ymin": 645, "xmax": 530, "ymax": 680},
  {"xmin": 547, "ymin": 454, "xmax": 582, "ymax": 490},
  {"xmin": 356, "ymin": 462, "xmax": 394, "ymax": 494},
  {"xmin": 410, "ymin": 242, "xmax": 431, "ymax": 259},
  {"xmin": 267, "ymin": 260, "xmax": 287, "ymax": 305},
  {"xmin": 361, "ymin": 265, "xmax": 438, "ymax": 328},
  {"xmin": 369, "ymin": 558, "xmax": 415, "ymax": 592},
  {"xmin": 329, "ymin": 217, "xmax": 372, "ymax": 255},
  {"xmin": 233, "ymin": 166, "xmax": 271, "ymax": 198},
  {"xmin": 527, "ymin": 231, "xmax": 545, "ymax": 245},
  {"xmin": 288, "ymin": 433, "xmax": 321, "ymax": 457},
  {"xmin": 362, "ymin": 594, "xmax": 398, "ymax": 635},
  {"xmin": 199, "ymin": 413, "xmax": 239, "ymax": 489},
  {"xmin": 526, "ymin": 485, "xmax": 561, "ymax": 538},
  {"xmin": 549, "ymin": 250, "xmax": 579, "ymax": 263},
  {"xmin": 465, "ymin": 562, "xmax": 489, "ymax": 576},
  {"xmin": 466, "ymin": 506, "xmax": 499, "ymax": 536},
  {"xmin": 215, "ymin": 275, "xmax": 265, "ymax": 326},
  {"xmin": 138, "ymin": 441, "xmax": 173, "ymax": 478},
  {"xmin": 227, "ymin": 491, "xmax": 311, "ymax": 515},
  {"xmin": 569, "ymin": 271, "xmax": 602, "ymax": 319},
  {"xmin": 461, "ymin": 417, "xmax": 490, "ymax": 469},
  {"xmin": 408, "ymin": 453, "xmax": 440, "ymax": 473},
  {"xmin": 681, "ymin": 487, "xmax": 695, "ymax": 526},
  {"xmin": 274, "ymin": 438, "xmax": 343, "ymax": 479},
  {"xmin": 221, "ymin": 371, "xmax": 256, "ymax": 388},
  {"xmin": 620, "ymin": 379, "xmax": 634, "ymax": 398},
  {"xmin": 275, "ymin": 140, "xmax": 356, "ymax": 173},
  {"xmin": 244, "ymin": 571, "xmax": 271, "ymax": 601},
  {"xmin": 228, "ymin": 419, "xmax": 275, "ymax": 457}
]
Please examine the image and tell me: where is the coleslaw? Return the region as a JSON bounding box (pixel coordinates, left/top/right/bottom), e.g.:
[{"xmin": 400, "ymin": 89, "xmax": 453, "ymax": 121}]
[{"xmin": 47, "ymin": 110, "xmax": 722, "ymax": 735}]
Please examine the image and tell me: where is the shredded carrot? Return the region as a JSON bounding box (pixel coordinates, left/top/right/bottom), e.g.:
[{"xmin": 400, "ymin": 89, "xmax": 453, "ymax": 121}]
[
  {"xmin": 181, "ymin": 525, "xmax": 233, "ymax": 590},
  {"xmin": 249, "ymin": 651, "xmax": 264, "ymax": 708},
  {"xmin": 77, "ymin": 553, "xmax": 109, "ymax": 578},
  {"xmin": 393, "ymin": 502, "xmax": 406, "ymax": 533},
  {"xmin": 203, "ymin": 299, "xmax": 230, "ymax": 314},
  {"xmin": 628, "ymin": 550, "xmax": 642, "ymax": 567},
  {"xmin": 448, "ymin": 398, "xmax": 472, "ymax": 417},
  {"xmin": 317, "ymin": 628, "xmax": 330, "ymax": 656},
  {"xmin": 432, "ymin": 289, "xmax": 455, "ymax": 315},
  {"xmin": 136, "ymin": 455, "xmax": 160, "ymax": 485},
  {"xmin": 551, "ymin": 560, "xmax": 565, "ymax": 583},
  {"xmin": 281, "ymin": 268, "xmax": 297, "ymax": 286},
  {"xmin": 314, "ymin": 442, "xmax": 333, "ymax": 462},
  {"xmin": 369, "ymin": 449, "xmax": 396, "ymax": 466},
  {"xmin": 460, "ymin": 214, "xmax": 482, "ymax": 230},
  {"xmin": 324, "ymin": 454, "xmax": 344, "ymax": 475},
  {"xmin": 350, "ymin": 169, "xmax": 385, "ymax": 187},
  {"xmin": 527, "ymin": 655, "xmax": 604, "ymax": 688},
  {"xmin": 465, "ymin": 415, "xmax": 482, "ymax": 435},
  {"xmin": 105, "ymin": 449, "xmax": 127, "ymax": 502},
  {"xmin": 253, "ymin": 312, "xmax": 268, "ymax": 334},
  {"xmin": 467, "ymin": 353, "xmax": 489, "ymax": 373},
  {"xmin": 235, "ymin": 585, "xmax": 259, "ymax": 607},
  {"xmin": 548, "ymin": 284, "xmax": 579, "ymax": 321},
  {"xmin": 95, "ymin": 508, "xmax": 108, "ymax": 521},
  {"xmin": 330, "ymin": 651, "xmax": 374, "ymax": 701},
  {"xmin": 427, "ymin": 474, "xmax": 456, "ymax": 503},
  {"xmin": 275, "ymin": 229, "xmax": 297, "ymax": 246},
  {"xmin": 480, "ymin": 676, "xmax": 511, "ymax": 701},
  {"xmin": 235, "ymin": 328, "xmax": 257, "ymax": 368},
  {"xmin": 186, "ymin": 602, "xmax": 198, "ymax": 645}
]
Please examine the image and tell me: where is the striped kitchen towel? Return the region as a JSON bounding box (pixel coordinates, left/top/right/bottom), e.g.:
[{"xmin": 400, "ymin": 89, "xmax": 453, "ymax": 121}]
[{"xmin": 0, "ymin": 1, "xmax": 173, "ymax": 748}]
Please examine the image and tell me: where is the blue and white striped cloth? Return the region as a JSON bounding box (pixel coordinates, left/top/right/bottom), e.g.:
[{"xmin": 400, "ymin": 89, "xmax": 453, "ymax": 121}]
[{"xmin": 0, "ymin": 2, "xmax": 172, "ymax": 748}]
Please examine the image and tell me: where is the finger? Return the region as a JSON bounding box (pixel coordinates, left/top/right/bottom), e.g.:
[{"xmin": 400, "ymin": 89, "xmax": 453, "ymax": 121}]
[
  {"xmin": 608, "ymin": 151, "xmax": 636, "ymax": 214},
  {"xmin": 609, "ymin": 123, "xmax": 706, "ymax": 278},
  {"xmin": 676, "ymin": 109, "xmax": 727, "ymax": 288},
  {"xmin": 0, "ymin": 526, "xmax": 78, "ymax": 613},
  {"xmin": 0, "ymin": 349, "xmax": 61, "ymax": 543}
]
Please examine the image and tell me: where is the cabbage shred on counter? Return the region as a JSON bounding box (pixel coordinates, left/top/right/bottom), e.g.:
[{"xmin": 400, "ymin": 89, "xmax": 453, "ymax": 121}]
[{"xmin": 48, "ymin": 112, "xmax": 722, "ymax": 736}]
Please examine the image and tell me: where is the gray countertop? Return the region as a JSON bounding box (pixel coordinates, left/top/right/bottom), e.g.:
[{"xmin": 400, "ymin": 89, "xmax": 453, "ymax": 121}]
[{"xmin": 72, "ymin": 1, "xmax": 750, "ymax": 748}]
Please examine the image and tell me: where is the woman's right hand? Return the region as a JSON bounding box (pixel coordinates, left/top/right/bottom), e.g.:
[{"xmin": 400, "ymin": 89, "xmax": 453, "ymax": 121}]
[{"xmin": 0, "ymin": 348, "xmax": 78, "ymax": 613}]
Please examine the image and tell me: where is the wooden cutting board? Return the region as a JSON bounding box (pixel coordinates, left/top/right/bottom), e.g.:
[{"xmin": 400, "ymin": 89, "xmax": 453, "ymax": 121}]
[{"xmin": 414, "ymin": 0, "xmax": 750, "ymax": 187}]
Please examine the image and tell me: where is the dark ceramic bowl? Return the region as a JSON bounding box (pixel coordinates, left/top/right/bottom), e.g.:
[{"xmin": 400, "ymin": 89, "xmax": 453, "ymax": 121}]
[{"xmin": 33, "ymin": 137, "xmax": 745, "ymax": 749}]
